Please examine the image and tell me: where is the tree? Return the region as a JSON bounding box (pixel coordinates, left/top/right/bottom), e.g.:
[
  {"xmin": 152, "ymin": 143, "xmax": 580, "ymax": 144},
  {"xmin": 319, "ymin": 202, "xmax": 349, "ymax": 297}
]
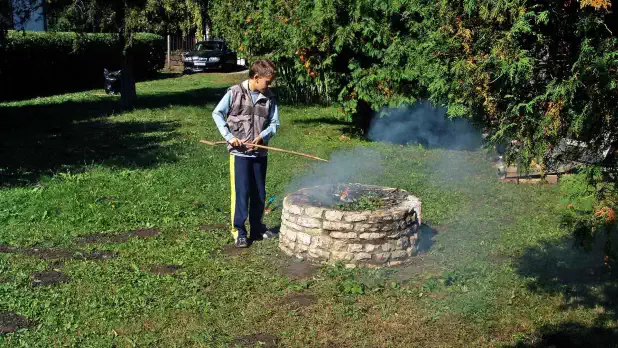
[
  {"xmin": 0, "ymin": 0, "xmax": 11, "ymax": 41},
  {"xmin": 57, "ymin": 0, "xmax": 150, "ymax": 109},
  {"xmin": 46, "ymin": 0, "xmax": 207, "ymax": 36},
  {"xmin": 45, "ymin": 0, "xmax": 208, "ymax": 109},
  {"xmin": 209, "ymin": 0, "xmax": 429, "ymax": 130}
]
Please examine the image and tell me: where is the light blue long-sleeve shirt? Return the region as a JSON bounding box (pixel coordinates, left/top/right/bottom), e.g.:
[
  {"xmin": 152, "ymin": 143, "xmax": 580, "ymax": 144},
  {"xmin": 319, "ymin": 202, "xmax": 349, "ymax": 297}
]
[{"xmin": 211, "ymin": 89, "xmax": 279, "ymax": 144}]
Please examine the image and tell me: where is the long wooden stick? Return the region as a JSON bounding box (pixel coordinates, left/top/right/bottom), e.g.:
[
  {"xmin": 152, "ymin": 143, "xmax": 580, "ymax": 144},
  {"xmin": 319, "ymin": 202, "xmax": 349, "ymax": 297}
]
[{"xmin": 199, "ymin": 140, "xmax": 329, "ymax": 162}]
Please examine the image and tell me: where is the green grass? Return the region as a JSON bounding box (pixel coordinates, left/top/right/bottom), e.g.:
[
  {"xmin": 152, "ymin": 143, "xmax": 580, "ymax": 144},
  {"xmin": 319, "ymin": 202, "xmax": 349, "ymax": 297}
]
[{"xmin": 1, "ymin": 72, "xmax": 617, "ymax": 347}]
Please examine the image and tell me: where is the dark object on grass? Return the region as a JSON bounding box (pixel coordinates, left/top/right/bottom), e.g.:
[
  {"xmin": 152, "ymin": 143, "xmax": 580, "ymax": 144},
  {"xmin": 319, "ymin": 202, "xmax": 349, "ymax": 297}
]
[
  {"xmin": 31, "ymin": 270, "xmax": 70, "ymax": 286},
  {"xmin": 0, "ymin": 312, "xmax": 32, "ymax": 334},
  {"xmin": 104, "ymin": 69, "xmax": 122, "ymax": 95}
]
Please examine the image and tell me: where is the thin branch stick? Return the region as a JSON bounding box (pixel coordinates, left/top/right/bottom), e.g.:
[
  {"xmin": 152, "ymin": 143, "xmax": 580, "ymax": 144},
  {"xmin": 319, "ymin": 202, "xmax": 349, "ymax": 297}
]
[{"xmin": 199, "ymin": 140, "xmax": 329, "ymax": 162}]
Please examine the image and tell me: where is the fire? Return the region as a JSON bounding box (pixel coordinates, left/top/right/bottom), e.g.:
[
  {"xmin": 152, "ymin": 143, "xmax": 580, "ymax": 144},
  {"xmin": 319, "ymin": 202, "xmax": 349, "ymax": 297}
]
[{"xmin": 340, "ymin": 186, "xmax": 350, "ymax": 201}]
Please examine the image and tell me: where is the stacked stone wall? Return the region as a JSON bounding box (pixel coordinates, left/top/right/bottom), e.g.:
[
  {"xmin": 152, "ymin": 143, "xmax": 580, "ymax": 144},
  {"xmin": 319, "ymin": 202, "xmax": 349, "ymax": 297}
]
[{"xmin": 279, "ymin": 188, "xmax": 421, "ymax": 268}]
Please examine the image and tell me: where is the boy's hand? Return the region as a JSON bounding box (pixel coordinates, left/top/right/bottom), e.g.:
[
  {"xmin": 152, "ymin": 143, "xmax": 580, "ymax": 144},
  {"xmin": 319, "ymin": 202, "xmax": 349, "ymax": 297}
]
[
  {"xmin": 246, "ymin": 136, "xmax": 263, "ymax": 150},
  {"xmin": 228, "ymin": 137, "xmax": 243, "ymax": 148}
]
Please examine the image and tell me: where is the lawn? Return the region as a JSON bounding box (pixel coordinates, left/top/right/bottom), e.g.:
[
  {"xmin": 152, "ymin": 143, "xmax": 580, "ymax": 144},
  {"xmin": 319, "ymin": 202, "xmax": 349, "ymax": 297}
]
[{"xmin": 1, "ymin": 72, "xmax": 616, "ymax": 347}]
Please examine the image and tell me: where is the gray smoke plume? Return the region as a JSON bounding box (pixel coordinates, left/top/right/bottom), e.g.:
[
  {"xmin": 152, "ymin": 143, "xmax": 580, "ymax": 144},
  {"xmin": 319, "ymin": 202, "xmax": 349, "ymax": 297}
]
[
  {"xmin": 369, "ymin": 101, "xmax": 481, "ymax": 150},
  {"xmin": 286, "ymin": 147, "xmax": 384, "ymax": 192},
  {"xmin": 287, "ymin": 101, "xmax": 482, "ymax": 192}
]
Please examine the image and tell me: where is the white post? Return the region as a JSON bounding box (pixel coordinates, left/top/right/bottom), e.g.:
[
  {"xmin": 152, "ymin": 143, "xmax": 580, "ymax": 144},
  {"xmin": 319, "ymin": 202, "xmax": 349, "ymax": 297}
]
[{"xmin": 167, "ymin": 34, "xmax": 171, "ymax": 71}]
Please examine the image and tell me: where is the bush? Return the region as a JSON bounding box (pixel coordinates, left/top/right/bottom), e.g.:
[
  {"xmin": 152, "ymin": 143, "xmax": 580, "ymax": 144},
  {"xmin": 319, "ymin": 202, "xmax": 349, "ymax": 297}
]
[{"xmin": 0, "ymin": 31, "xmax": 165, "ymax": 101}]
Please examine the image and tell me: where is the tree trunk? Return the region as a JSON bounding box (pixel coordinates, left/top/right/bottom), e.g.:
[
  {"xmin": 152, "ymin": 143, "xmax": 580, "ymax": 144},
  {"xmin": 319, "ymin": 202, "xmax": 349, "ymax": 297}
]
[
  {"xmin": 120, "ymin": 46, "xmax": 137, "ymax": 109},
  {"xmin": 118, "ymin": 1, "xmax": 136, "ymax": 110},
  {"xmin": 354, "ymin": 99, "xmax": 373, "ymax": 136}
]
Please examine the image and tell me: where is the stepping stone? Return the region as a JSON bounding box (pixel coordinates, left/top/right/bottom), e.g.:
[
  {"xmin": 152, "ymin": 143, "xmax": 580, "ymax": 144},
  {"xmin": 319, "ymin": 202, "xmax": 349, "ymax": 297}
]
[
  {"xmin": 31, "ymin": 270, "xmax": 70, "ymax": 286},
  {"xmin": 0, "ymin": 312, "xmax": 31, "ymax": 334}
]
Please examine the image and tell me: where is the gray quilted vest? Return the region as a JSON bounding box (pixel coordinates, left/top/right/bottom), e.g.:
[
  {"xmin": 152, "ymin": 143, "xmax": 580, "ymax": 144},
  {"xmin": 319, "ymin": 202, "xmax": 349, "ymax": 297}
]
[{"xmin": 226, "ymin": 80, "xmax": 275, "ymax": 156}]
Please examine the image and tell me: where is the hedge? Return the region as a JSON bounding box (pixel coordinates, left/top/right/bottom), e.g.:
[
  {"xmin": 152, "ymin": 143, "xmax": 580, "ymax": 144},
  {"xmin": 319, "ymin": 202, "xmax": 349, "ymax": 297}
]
[{"xmin": 0, "ymin": 31, "xmax": 165, "ymax": 101}]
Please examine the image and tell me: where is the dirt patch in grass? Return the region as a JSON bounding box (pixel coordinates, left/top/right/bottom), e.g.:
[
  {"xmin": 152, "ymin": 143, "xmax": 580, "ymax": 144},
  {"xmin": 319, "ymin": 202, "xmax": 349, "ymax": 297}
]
[
  {"xmin": 232, "ymin": 333, "xmax": 280, "ymax": 348},
  {"xmin": 281, "ymin": 293, "xmax": 317, "ymax": 308},
  {"xmin": 76, "ymin": 228, "xmax": 160, "ymax": 244},
  {"xmin": 149, "ymin": 264, "xmax": 183, "ymax": 275},
  {"xmin": 0, "ymin": 245, "xmax": 117, "ymax": 261},
  {"xmin": 0, "ymin": 312, "xmax": 32, "ymax": 334},
  {"xmin": 134, "ymin": 228, "xmax": 160, "ymax": 238},
  {"xmin": 221, "ymin": 244, "xmax": 251, "ymax": 257},
  {"xmin": 81, "ymin": 250, "xmax": 118, "ymax": 260},
  {"xmin": 200, "ymin": 223, "xmax": 227, "ymax": 231},
  {"xmin": 0, "ymin": 244, "xmax": 18, "ymax": 253},
  {"xmin": 0, "ymin": 245, "xmax": 61, "ymax": 259},
  {"xmin": 31, "ymin": 270, "xmax": 70, "ymax": 286},
  {"xmin": 22, "ymin": 247, "xmax": 76, "ymax": 260},
  {"xmin": 277, "ymin": 258, "xmax": 320, "ymax": 280}
]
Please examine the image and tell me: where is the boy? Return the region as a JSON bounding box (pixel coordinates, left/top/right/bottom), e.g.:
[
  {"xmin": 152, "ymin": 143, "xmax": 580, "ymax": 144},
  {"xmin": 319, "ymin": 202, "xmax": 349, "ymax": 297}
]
[{"xmin": 212, "ymin": 60, "xmax": 279, "ymax": 248}]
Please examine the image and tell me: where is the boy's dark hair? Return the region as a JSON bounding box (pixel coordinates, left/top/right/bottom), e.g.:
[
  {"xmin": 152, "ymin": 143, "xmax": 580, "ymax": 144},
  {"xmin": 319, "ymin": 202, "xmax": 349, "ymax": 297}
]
[{"xmin": 249, "ymin": 60, "xmax": 276, "ymax": 78}]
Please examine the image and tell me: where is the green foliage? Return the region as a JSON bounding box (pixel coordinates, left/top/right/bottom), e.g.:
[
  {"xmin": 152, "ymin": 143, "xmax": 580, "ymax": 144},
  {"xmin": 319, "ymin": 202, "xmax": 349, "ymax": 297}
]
[
  {"xmin": 560, "ymin": 168, "xmax": 617, "ymax": 258},
  {"xmin": 209, "ymin": 0, "xmax": 618, "ymax": 161},
  {"xmin": 335, "ymin": 193, "xmax": 385, "ymax": 211},
  {"xmin": 209, "ymin": 0, "xmax": 426, "ymax": 122},
  {"xmin": 209, "ymin": 0, "xmax": 618, "ymax": 244},
  {"xmin": 46, "ymin": 0, "xmax": 206, "ymax": 36},
  {"xmin": 339, "ymin": 279, "xmax": 365, "ymax": 295},
  {"xmin": 0, "ymin": 30, "xmax": 164, "ymax": 100}
]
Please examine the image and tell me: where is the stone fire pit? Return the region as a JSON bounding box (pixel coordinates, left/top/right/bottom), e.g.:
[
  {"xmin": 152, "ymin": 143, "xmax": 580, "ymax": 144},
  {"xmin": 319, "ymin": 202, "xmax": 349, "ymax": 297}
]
[{"xmin": 279, "ymin": 184, "xmax": 421, "ymax": 268}]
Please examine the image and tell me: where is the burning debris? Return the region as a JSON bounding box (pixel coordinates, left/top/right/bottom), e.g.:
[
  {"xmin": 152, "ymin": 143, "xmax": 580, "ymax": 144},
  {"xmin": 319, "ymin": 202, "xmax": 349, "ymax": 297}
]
[{"xmin": 288, "ymin": 183, "xmax": 408, "ymax": 212}]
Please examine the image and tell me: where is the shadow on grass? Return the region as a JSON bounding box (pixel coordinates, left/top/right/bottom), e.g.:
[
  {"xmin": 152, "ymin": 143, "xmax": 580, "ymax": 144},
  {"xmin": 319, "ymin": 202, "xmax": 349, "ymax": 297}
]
[
  {"xmin": 0, "ymin": 86, "xmax": 229, "ymax": 187},
  {"xmin": 1, "ymin": 71, "xmax": 188, "ymax": 103},
  {"xmin": 510, "ymin": 321, "xmax": 618, "ymax": 348},
  {"xmin": 513, "ymin": 234, "xmax": 618, "ymax": 347},
  {"xmin": 417, "ymin": 223, "xmax": 437, "ymax": 254},
  {"xmin": 292, "ymin": 117, "xmax": 352, "ymax": 127},
  {"xmin": 291, "ymin": 116, "xmax": 358, "ymax": 137}
]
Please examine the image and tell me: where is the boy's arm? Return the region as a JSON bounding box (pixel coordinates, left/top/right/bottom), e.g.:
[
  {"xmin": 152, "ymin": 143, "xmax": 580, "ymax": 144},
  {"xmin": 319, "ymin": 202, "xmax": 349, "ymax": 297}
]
[
  {"xmin": 258, "ymin": 98, "xmax": 280, "ymax": 142},
  {"xmin": 212, "ymin": 90, "xmax": 235, "ymax": 142}
]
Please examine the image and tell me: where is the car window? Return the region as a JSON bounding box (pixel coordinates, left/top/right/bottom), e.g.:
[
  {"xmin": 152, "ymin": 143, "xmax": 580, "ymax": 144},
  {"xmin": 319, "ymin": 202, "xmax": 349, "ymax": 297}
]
[{"xmin": 195, "ymin": 42, "xmax": 222, "ymax": 51}]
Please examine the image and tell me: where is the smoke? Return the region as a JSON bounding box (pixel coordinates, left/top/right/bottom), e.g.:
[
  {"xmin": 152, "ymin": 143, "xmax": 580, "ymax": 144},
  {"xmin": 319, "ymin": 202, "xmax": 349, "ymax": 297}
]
[
  {"xmin": 368, "ymin": 101, "xmax": 481, "ymax": 150},
  {"xmin": 287, "ymin": 101, "xmax": 482, "ymax": 192},
  {"xmin": 286, "ymin": 147, "xmax": 384, "ymax": 193}
]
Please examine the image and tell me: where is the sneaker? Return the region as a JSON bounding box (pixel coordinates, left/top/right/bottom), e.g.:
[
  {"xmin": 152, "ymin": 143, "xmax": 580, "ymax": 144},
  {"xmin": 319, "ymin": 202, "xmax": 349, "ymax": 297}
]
[
  {"xmin": 235, "ymin": 237, "xmax": 249, "ymax": 248},
  {"xmin": 262, "ymin": 230, "xmax": 278, "ymax": 240}
]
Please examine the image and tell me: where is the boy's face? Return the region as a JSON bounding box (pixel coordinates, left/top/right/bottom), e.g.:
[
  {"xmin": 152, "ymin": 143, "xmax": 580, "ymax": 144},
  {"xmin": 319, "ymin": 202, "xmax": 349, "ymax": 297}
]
[{"xmin": 252, "ymin": 74, "xmax": 275, "ymax": 93}]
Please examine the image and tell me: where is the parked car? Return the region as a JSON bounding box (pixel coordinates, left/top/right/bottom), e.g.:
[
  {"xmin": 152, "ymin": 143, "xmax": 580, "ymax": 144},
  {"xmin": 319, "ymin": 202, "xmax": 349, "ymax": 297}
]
[{"xmin": 183, "ymin": 40, "xmax": 237, "ymax": 73}]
